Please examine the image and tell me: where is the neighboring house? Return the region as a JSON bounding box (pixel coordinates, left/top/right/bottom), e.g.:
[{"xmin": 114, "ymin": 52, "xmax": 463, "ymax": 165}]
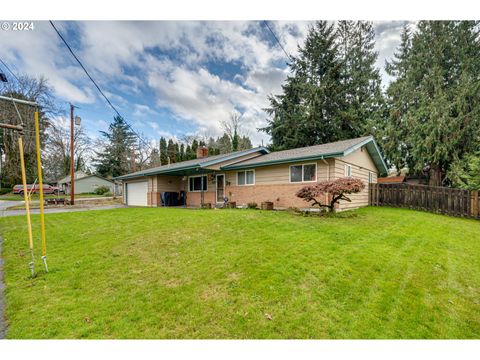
[
  {"xmin": 378, "ymin": 176, "xmax": 406, "ymax": 184},
  {"xmin": 57, "ymin": 171, "xmax": 117, "ymax": 195},
  {"xmin": 116, "ymin": 136, "xmax": 388, "ymax": 211},
  {"xmin": 378, "ymin": 175, "xmax": 429, "ymax": 185}
]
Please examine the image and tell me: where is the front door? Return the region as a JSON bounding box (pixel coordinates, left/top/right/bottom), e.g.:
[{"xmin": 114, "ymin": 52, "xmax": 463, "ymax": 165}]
[{"xmin": 216, "ymin": 174, "xmax": 225, "ymax": 203}]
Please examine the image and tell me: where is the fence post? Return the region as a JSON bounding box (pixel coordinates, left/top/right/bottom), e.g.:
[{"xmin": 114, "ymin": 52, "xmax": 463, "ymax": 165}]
[{"xmin": 471, "ymin": 191, "xmax": 479, "ymax": 218}]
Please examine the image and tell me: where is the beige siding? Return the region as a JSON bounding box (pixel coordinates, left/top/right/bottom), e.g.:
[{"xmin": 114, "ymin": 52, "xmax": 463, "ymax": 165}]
[
  {"xmin": 333, "ymin": 147, "xmax": 378, "ymax": 210},
  {"xmin": 154, "ymin": 175, "xmax": 183, "ymax": 192},
  {"xmin": 341, "ymin": 146, "xmax": 378, "ymax": 172},
  {"xmin": 225, "ymin": 159, "xmax": 334, "ymax": 186}
]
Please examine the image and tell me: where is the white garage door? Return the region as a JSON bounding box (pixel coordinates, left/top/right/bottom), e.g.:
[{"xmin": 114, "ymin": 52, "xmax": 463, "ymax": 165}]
[{"xmin": 126, "ymin": 181, "xmax": 148, "ymax": 206}]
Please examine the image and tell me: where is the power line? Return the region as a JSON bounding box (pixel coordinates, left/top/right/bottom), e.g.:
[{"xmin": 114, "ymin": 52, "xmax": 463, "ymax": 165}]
[
  {"xmin": 48, "ymin": 20, "xmax": 151, "ymax": 150},
  {"xmin": 0, "ymin": 57, "xmax": 21, "ymax": 84},
  {"xmin": 262, "ymin": 21, "xmax": 293, "ymax": 62}
]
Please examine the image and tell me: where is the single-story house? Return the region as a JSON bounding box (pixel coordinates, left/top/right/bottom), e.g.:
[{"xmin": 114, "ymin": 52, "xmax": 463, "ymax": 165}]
[
  {"xmin": 378, "ymin": 175, "xmax": 406, "ymax": 184},
  {"xmin": 57, "ymin": 171, "xmax": 118, "ymax": 195},
  {"xmin": 116, "ymin": 136, "xmax": 387, "ymax": 211},
  {"xmin": 378, "ymin": 174, "xmax": 429, "ymax": 185}
]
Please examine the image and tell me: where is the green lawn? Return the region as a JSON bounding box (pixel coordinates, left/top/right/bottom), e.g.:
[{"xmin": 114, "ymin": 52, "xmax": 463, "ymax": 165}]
[{"xmin": 0, "ymin": 207, "xmax": 479, "ymax": 339}]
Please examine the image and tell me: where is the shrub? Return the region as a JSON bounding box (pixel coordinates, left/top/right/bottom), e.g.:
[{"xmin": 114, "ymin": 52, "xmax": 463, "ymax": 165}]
[
  {"xmin": 0, "ymin": 187, "xmax": 12, "ymax": 195},
  {"xmin": 104, "ymin": 191, "xmax": 113, "ymax": 197},
  {"xmin": 296, "ymin": 177, "xmax": 365, "ymax": 212},
  {"xmin": 94, "ymin": 186, "xmax": 111, "ymax": 195},
  {"xmin": 247, "ymin": 202, "xmax": 258, "ymax": 209}
]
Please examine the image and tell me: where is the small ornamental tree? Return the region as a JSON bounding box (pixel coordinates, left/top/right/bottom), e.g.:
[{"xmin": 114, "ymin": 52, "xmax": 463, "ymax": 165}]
[{"xmin": 296, "ymin": 178, "xmax": 365, "ymax": 212}]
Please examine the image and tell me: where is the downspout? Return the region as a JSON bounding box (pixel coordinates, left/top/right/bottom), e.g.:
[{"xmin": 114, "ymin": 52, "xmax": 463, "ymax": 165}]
[
  {"xmin": 321, "ymin": 157, "xmax": 330, "ymax": 180},
  {"xmin": 321, "ymin": 157, "xmax": 330, "ymax": 207}
]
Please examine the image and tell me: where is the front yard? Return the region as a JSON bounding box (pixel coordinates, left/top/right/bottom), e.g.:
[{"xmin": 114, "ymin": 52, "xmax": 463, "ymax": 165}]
[{"xmin": 0, "ymin": 207, "xmax": 479, "ymax": 338}]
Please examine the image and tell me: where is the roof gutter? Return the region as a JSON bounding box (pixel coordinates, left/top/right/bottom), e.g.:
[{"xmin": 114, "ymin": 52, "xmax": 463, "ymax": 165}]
[
  {"xmin": 115, "ymin": 147, "xmax": 270, "ymax": 180},
  {"xmin": 114, "ymin": 164, "xmax": 201, "ymax": 180}
]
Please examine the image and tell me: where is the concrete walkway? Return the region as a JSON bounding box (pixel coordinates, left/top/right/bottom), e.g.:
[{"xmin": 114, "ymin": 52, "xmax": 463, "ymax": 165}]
[
  {"xmin": 1, "ymin": 204, "xmax": 126, "ymax": 217},
  {"xmin": 0, "ymin": 236, "xmax": 6, "ymax": 339},
  {"xmin": 0, "ymin": 200, "xmax": 23, "ymax": 212}
]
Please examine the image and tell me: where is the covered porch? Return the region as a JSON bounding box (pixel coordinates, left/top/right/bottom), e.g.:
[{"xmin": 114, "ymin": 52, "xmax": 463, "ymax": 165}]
[{"xmin": 147, "ymin": 166, "xmax": 227, "ymax": 208}]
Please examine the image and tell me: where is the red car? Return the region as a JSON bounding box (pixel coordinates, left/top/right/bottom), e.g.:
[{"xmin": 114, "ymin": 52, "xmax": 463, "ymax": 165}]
[{"xmin": 13, "ymin": 184, "xmax": 62, "ymax": 195}]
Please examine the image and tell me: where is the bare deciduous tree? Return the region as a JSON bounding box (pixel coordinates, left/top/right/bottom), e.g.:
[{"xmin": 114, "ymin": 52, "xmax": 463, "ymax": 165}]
[
  {"xmin": 43, "ymin": 118, "xmax": 92, "ymax": 181},
  {"xmin": 0, "ymin": 75, "xmax": 61, "ymax": 185}
]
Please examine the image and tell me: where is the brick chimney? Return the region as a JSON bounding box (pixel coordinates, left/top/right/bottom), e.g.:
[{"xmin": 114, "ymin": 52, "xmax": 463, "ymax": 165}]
[{"xmin": 196, "ymin": 146, "xmax": 209, "ymax": 159}]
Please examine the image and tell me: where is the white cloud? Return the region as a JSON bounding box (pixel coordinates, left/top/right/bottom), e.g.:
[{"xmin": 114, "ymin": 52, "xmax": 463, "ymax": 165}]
[
  {"xmin": 0, "ymin": 21, "xmax": 406, "ymax": 146},
  {"xmin": 133, "ymin": 104, "xmax": 158, "ymax": 117}
]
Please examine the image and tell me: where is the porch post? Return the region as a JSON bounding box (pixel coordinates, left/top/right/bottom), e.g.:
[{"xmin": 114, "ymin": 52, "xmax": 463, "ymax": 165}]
[
  {"xmin": 184, "ymin": 176, "xmax": 187, "ymax": 208},
  {"xmin": 200, "ymin": 174, "xmax": 204, "ymax": 207}
]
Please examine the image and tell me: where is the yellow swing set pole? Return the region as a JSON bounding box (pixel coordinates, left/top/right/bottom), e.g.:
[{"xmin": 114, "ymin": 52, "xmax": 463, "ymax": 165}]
[
  {"xmin": 34, "ymin": 110, "xmax": 48, "ymax": 272},
  {"xmin": 18, "ymin": 137, "xmax": 35, "ymax": 276}
]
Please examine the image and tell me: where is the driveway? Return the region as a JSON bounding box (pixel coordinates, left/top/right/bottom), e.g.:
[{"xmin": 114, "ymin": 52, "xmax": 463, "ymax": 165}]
[
  {"xmin": 1, "ymin": 204, "xmax": 126, "ymax": 217},
  {"xmin": 0, "ymin": 200, "xmax": 24, "ymax": 218},
  {"xmin": 0, "ymin": 200, "xmax": 23, "ymax": 211}
]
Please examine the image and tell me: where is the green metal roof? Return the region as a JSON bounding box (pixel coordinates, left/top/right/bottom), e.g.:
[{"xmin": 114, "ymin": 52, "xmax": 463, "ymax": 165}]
[
  {"xmin": 221, "ymin": 136, "xmax": 388, "ymax": 176},
  {"xmin": 116, "ymin": 137, "xmax": 388, "ymax": 180},
  {"xmin": 114, "ymin": 146, "xmax": 269, "ymax": 180}
]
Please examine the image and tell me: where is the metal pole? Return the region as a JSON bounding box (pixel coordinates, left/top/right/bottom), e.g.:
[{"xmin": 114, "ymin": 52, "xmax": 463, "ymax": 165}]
[
  {"xmin": 18, "ymin": 137, "xmax": 35, "ymax": 276},
  {"xmin": 0, "ymin": 123, "xmax": 23, "ymax": 131},
  {"xmin": 0, "ymin": 95, "xmax": 37, "ymax": 107},
  {"xmin": 70, "ymin": 104, "xmax": 75, "ymax": 205},
  {"xmin": 34, "ymin": 111, "xmax": 48, "ymax": 272}
]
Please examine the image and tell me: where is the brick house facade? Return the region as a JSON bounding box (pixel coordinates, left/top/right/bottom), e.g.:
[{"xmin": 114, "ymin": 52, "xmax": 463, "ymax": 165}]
[{"xmin": 117, "ymin": 136, "xmax": 387, "ymax": 210}]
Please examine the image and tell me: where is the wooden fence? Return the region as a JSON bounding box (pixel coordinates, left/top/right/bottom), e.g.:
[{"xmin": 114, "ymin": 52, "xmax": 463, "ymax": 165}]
[{"xmin": 369, "ymin": 183, "xmax": 480, "ymax": 219}]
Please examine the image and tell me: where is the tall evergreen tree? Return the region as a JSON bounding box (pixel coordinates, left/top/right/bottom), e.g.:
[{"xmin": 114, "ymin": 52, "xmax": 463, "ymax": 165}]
[
  {"xmin": 217, "ymin": 133, "xmax": 232, "ymax": 154},
  {"xmin": 185, "ymin": 144, "xmax": 195, "ymax": 160},
  {"xmin": 95, "ymin": 116, "xmax": 137, "ymax": 177},
  {"xmin": 379, "ymin": 25, "xmax": 413, "ymax": 173},
  {"xmin": 262, "ymin": 21, "xmax": 383, "ymax": 150},
  {"xmin": 179, "ymin": 143, "xmax": 185, "ymax": 162},
  {"xmin": 382, "ymin": 21, "xmax": 480, "ymax": 185},
  {"xmin": 149, "ymin": 147, "xmax": 161, "ymax": 167},
  {"xmin": 159, "ymin": 137, "xmax": 168, "ymax": 165},
  {"xmin": 191, "ymin": 139, "xmax": 199, "ymax": 155},
  {"xmin": 232, "ymin": 128, "xmax": 239, "ymax": 151},
  {"xmin": 175, "ymin": 142, "xmax": 180, "ymax": 161},
  {"xmin": 263, "ymin": 21, "xmax": 341, "ymax": 150},
  {"xmin": 167, "ymin": 139, "xmax": 177, "ymax": 163},
  {"xmin": 336, "ymin": 21, "xmax": 384, "ymax": 136}
]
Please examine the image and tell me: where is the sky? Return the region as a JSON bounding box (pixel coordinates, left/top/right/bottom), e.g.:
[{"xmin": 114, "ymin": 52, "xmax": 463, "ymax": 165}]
[{"xmin": 0, "ymin": 21, "xmax": 411, "ymax": 147}]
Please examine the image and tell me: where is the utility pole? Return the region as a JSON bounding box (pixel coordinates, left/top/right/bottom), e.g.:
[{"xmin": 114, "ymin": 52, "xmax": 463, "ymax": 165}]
[
  {"xmin": 69, "ymin": 104, "xmax": 82, "ymax": 205},
  {"xmin": 70, "ymin": 104, "xmax": 75, "ymax": 205}
]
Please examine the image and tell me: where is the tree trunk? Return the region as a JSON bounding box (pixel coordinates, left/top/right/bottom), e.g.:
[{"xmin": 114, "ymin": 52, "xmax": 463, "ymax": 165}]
[{"xmin": 428, "ymin": 164, "xmax": 443, "ymax": 187}]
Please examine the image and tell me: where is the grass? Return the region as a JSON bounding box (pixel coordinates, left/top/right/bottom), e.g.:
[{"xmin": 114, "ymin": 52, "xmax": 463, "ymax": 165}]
[
  {"xmin": 0, "ymin": 207, "xmax": 479, "ymax": 339},
  {"xmin": 0, "ymin": 193, "xmax": 111, "ymax": 201}
]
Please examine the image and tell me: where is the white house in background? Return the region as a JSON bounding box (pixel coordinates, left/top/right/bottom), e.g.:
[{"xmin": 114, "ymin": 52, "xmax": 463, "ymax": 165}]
[{"xmin": 57, "ymin": 171, "xmax": 118, "ymax": 195}]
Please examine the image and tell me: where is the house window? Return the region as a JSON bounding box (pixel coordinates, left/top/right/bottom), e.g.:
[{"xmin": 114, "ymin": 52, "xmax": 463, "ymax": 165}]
[
  {"xmin": 237, "ymin": 170, "xmax": 255, "ymax": 185},
  {"xmin": 189, "ymin": 175, "xmax": 207, "ymax": 192},
  {"xmin": 290, "ymin": 163, "xmax": 317, "ymax": 183},
  {"xmin": 345, "ymin": 164, "xmax": 352, "ymax": 177},
  {"xmin": 368, "ymin": 171, "xmax": 373, "ymax": 183}
]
